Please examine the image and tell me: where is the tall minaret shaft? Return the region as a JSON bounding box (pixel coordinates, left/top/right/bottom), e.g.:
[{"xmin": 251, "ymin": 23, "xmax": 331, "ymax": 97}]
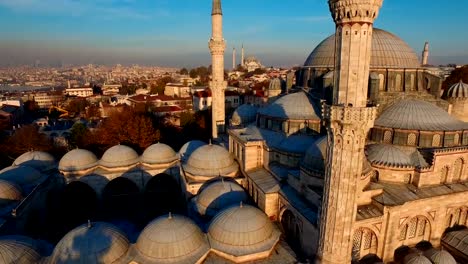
[
  {"xmin": 241, "ymin": 44, "xmax": 245, "ymax": 67},
  {"xmin": 422, "ymin": 41, "xmax": 429, "ymax": 65},
  {"xmin": 317, "ymin": 1, "xmax": 383, "ymax": 264},
  {"xmin": 209, "ymin": 0, "xmax": 227, "ymax": 139}
]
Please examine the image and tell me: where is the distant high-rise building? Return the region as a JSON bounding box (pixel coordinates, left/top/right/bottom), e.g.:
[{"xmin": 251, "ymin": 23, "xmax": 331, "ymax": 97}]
[
  {"xmin": 233, "ymin": 47, "xmax": 236, "ymax": 70},
  {"xmin": 241, "ymin": 44, "xmax": 245, "ymax": 67}
]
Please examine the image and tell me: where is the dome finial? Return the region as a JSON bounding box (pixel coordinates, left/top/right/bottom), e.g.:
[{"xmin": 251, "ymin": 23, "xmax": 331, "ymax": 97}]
[
  {"xmin": 168, "ymin": 212, "xmax": 172, "ymax": 219},
  {"xmin": 209, "ymin": 139, "xmax": 212, "ymax": 145},
  {"xmin": 87, "ymin": 220, "xmax": 92, "ymax": 228},
  {"xmin": 240, "ymin": 201, "xmax": 243, "ymax": 208}
]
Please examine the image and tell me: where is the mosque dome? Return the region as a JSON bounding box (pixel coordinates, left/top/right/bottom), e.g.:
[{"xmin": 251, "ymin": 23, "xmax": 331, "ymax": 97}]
[
  {"xmin": 302, "ymin": 136, "xmax": 328, "ymax": 172},
  {"xmin": 194, "ymin": 180, "xmax": 248, "ymax": 219},
  {"xmin": 58, "ymin": 149, "xmax": 98, "ymax": 173},
  {"xmin": 0, "ymin": 180, "xmax": 22, "ymax": 204},
  {"xmin": 135, "ymin": 214, "xmax": 209, "ymax": 264},
  {"xmin": 231, "ymin": 104, "xmax": 258, "ymax": 126},
  {"xmin": 183, "ymin": 144, "xmax": 238, "ymax": 177},
  {"xmin": 304, "ymin": 28, "xmax": 420, "ymax": 69},
  {"xmin": 179, "ymin": 140, "xmax": 206, "ymax": 162},
  {"xmin": 269, "ymin": 78, "xmax": 282, "ymax": 90},
  {"xmin": 403, "ymin": 253, "xmax": 432, "ymax": 264},
  {"xmin": 0, "ymin": 236, "xmax": 41, "ymax": 264},
  {"xmin": 13, "ymin": 151, "xmax": 55, "ymax": 171},
  {"xmin": 99, "ymin": 145, "xmax": 139, "ymax": 168},
  {"xmin": 0, "ymin": 166, "xmax": 42, "ymax": 186},
  {"xmin": 51, "ymin": 222, "xmax": 130, "ymax": 264},
  {"xmin": 444, "ymin": 80, "xmax": 468, "ymax": 99},
  {"xmin": 141, "ymin": 143, "xmax": 178, "ymax": 165},
  {"xmin": 375, "ymin": 100, "xmax": 468, "ymax": 131},
  {"xmin": 424, "ymin": 248, "xmax": 456, "ymax": 264},
  {"xmin": 208, "ymin": 204, "xmax": 280, "ymax": 257},
  {"xmin": 258, "ymin": 91, "xmax": 321, "ymax": 120},
  {"xmin": 366, "ymin": 144, "xmax": 413, "ymax": 168}
]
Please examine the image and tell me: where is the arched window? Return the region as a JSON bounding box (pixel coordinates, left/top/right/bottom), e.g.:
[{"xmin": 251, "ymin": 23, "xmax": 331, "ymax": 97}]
[
  {"xmin": 432, "ymin": 134, "xmax": 441, "ymax": 147},
  {"xmin": 379, "ymin": 74, "xmax": 385, "ymax": 91},
  {"xmin": 352, "ymin": 228, "xmax": 378, "ymax": 261},
  {"xmin": 408, "ymin": 133, "xmax": 417, "ymax": 146},
  {"xmin": 447, "ymin": 207, "xmax": 468, "ymax": 228},
  {"xmin": 395, "ymin": 74, "xmax": 402, "ymax": 91},
  {"xmin": 384, "ymin": 131, "xmax": 393, "ymax": 143},
  {"xmin": 452, "ymin": 158, "xmax": 464, "ymax": 183},
  {"xmin": 399, "ymin": 216, "xmax": 431, "ymax": 245},
  {"xmin": 410, "ymin": 74, "xmax": 415, "ymax": 91},
  {"xmin": 440, "ymin": 166, "xmax": 450, "ymax": 184}
]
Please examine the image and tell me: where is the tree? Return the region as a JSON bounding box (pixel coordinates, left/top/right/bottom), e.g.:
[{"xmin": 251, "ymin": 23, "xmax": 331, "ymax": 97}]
[
  {"xmin": 442, "ymin": 65, "xmax": 468, "ymax": 91},
  {"xmin": 86, "ymin": 104, "xmax": 101, "ymax": 119},
  {"xmin": 179, "ymin": 68, "xmax": 189, "ymax": 75},
  {"xmin": 69, "ymin": 122, "xmax": 89, "ymax": 148},
  {"xmin": 150, "ymin": 76, "xmax": 174, "ymax": 95},
  {"xmin": 2, "ymin": 125, "xmax": 52, "ymax": 157},
  {"xmin": 66, "ymin": 99, "xmax": 89, "ymax": 115}
]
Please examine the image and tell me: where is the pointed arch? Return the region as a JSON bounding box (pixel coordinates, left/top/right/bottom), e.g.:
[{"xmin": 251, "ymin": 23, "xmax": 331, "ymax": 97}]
[
  {"xmin": 446, "ymin": 206, "xmax": 468, "ymax": 228},
  {"xmin": 452, "ymin": 158, "xmax": 464, "ymax": 183},
  {"xmin": 352, "ymin": 227, "xmax": 378, "ymax": 261},
  {"xmin": 399, "ymin": 215, "xmax": 431, "ymax": 245}
]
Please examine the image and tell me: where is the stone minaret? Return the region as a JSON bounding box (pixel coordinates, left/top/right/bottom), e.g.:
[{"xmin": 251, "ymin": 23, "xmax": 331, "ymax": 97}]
[
  {"xmin": 317, "ymin": 1, "xmax": 383, "ymax": 264},
  {"xmin": 422, "ymin": 41, "xmax": 429, "ymax": 65},
  {"xmin": 241, "ymin": 44, "xmax": 245, "ymax": 67},
  {"xmin": 233, "ymin": 47, "xmax": 236, "ymax": 69},
  {"xmin": 209, "ymin": 0, "xmax": 227, "ymax": 139}
]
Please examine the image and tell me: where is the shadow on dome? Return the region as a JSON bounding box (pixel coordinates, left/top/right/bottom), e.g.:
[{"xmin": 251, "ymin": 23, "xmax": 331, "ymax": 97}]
[
  {"xmin": 394, "ymin": 245, "xmax": 411, "ymax": 264},
  {"xmin": 358, "ymin": 254, "xmax": 383, "ymax": 264},
  {"xmin": 102, "ymin": 177, "xmax": 142, "ymax": 224},
  {"xmin": 197, "ymin": 176, "xmax": 239, "ymax": 194}
]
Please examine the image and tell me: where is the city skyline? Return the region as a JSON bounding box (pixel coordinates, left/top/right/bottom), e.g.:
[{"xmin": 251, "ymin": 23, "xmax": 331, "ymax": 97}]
[{"xmin": 0, "ymin": 0, "xmax": 467, "ymax": 67}]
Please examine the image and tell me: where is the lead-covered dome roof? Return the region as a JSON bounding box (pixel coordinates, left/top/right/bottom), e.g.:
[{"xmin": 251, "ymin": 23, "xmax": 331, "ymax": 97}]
[
  {"xmin": 51, "ymin": 222, "xmax": 130, "ymax": 264},
  {"xmin": 135, "ymin": 214, "xmax": 209, "ymax": 264},
  {"xmin": 304, "ymin": 28, "xmax": 420, "ymax": 69},
  {"xmin": 141, "ymin": 143, "xmax": 177, "ymax": 165},
  {"xmin": 59, "ymin": 149, "xmax": 98, "ymax": 172},
  {"xmin": 0, "ymin": 180, "xmax": 22, "ymax": 204},
  {"xmin": 404, "ymin": 253, "xmax": 432, "ymax": 264},
  {"xmin": 424, "ymin": 248, "xmax": 456, "ymax": 264},
  {"xmin": 208, "ymin": 205, "xmax": 280, "ymax": 257},
  {"xmin": 183, "ymin": 144, "xmax": 238, "ymax": 177},
  {"xmin": 366, "ymin": 144, "xmax": 413, "ymax": 168},
  {"xmin": 444, "ymin": 80, "xmax": 468, "ymax": 99},
  {"xmin": 179, "ymin": 140, "xmax": 206, "ymax": 162},
  {"xmin": 0, "ymin": 166, "xmax": 43, "ymax": 187},
  {"xmin": 13, "ymin": 151, "xmax": 55, "ymax": 171},
  {"xmin": 0, "ymin": 236, "xmax": 41, "ymax": 264},
  {"xmin": 302, "ymin": 136, "xmax": 328, "ymax": 172},
  {"xmin": 375, "ymin": 99, "xmax": 468, "ymax": 131},
  {"xmin": 258, "ymin": 91, "xmax": 321, "ymax": 120},
  {"xmin": 231, "ymin": 104, "xmax": 258, "ymax": 126},
  {"xmin": 99, "ymin": 145, "xmax": 139, "ymax": 168}
]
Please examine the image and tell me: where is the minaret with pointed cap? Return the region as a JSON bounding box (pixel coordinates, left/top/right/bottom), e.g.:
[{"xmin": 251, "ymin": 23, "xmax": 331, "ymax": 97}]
[
  {"xmin": 422, "ymin": 41, "xmax": 429, "ymax": 65},
  {"xmin": 209, "ymin": 0, "xmax": 227, "ymax": 140}
]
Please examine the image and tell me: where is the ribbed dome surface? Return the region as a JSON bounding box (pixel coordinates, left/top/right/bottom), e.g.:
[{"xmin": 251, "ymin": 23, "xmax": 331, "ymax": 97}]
[
  {"xmin": 442, "ymin": 229, "xmax": 468, "ymax": 257},
  {"xmin": 141, "ymin": 143, "xmax": 177, "ymax": 165},
  {"xmin": 0, "ymin": 236, "xmax": 41, "ymax": 264},
  {"xmin": 183, "ymin": 144, "xmax": 238, "ymax": 177},
  {"xmin": 366, "ymin": 144, "xmax": 413, "ymax": 167},
  {"xmin": 302, "ymin": 136, "xmax": 328, "ymax": 171},
  {"xmin": 136, "ymin": 214, "xmax": 209, "ymax": 264},
  {"xmin": 100, "ymin": 145, "xmax": 139, "ymax": 168},
  {"xmin": 195, "ymin": 180, "xmax": 248, "ymax": 219},
  {"xmin": 179, "ymin": 140, "xmax": 206, "ymax": 162},
  {"xmin": 208, "ymin": 205, "xmax": 280, "ymax": 257},
  {"xmin": 231, "ymin": 104, "xmax": 258, "ymax": 126},
  {"xmin": 375, "ymin": 100, "xmax": 468, "ymax": 131},
  {"xmin": 0, "ymin": 166, "xmax": 42, "ymax": 186},
  {"xmin": 445, "ymin": 80, "xmax": 468, "ymax": 99},
  {"xmin": 258, "ymin": 91, "xmax": 321, "ymax": 120},
  {"xmin": 13, "ymin": 151, "xmax": 55, "ymax": 171},
  {"xmin": 51, "ymin": 222, "xmax": 129, "ymax": 264},
  {"xmin": 0, "ymin": 180, "xmax": 22, "ymax": 203},
  {"xmin": 304, "ymin": 28, "xmax": 420, "ymax": 69},
  {"xmin": 59, "ymin": 149, "xmax": 98, "ymax": 172},
  {"xmin": 424, "ymin": 248, "xmax": 456, "ymax": 264},
  {"xmin": 404, "ymin": 253, "xmax": 432, "ymax": 264}
]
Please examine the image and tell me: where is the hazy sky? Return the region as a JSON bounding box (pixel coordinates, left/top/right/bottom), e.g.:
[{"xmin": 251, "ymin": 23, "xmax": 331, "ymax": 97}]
[{"xmin": 0, "ymin": 0, "xmax": 467, "ymax": 68}]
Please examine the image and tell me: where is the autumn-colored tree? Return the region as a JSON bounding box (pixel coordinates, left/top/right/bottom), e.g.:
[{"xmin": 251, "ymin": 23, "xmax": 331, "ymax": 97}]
[
  {"xmin": 85, "ymin": 104, "xmax": 101, "ymax": 119},
  {"xmin": 2, "ymin": 125, "xmax": 52, "ymax": 158},
  {"xmin": 150, "ymin": 76, "xmax": 175, "ymax": 95},
  {"xmin": 442, "ymin": 65, "xmax": 468, "ymax": 91},
  {"xmin": 66, "ymin": 98, "xmax": 89, "ymax": 115}
]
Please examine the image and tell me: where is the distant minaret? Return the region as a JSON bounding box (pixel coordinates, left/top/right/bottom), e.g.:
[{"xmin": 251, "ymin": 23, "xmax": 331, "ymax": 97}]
[
  {"xmin": 422, "ymin": 41, "xmax": 429, "ymax": 66},
  {"xmin": 209, "ymin": 0, "xmax": 227, "ymax": 139},
  {"xmin": 241, "ymin": 44, "xmax": 245, "ymax": 67},
  {"xmin": 233, "ymin": 48, "xmax": 236, "ymax": 69},
  {"xmin": 67, "ymin": 80, "xmax": 71, "ymax": 89}
]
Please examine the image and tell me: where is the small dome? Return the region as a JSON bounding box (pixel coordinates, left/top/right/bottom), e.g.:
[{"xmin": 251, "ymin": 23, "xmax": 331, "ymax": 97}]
[
  {"xmin": 51, "ymin": 222, "xmax": 130, "ymax": 264},
  {"xmin": 59, "ymin": 149, "xmax": 98, "ymax": 172},
  {"xmin": 258, "ymin": 91, "xmax": 321, "ymax": 120},
  {"xmin": 99, "ymin": 145, "xmax": 139, "ymax": 168},
  {"xmin": 404, "ymin": 253, "xmax": 432, "ymax": 264},
  {"xmin": 302, "ymin": 136, "xmax": 328, "ymax": 172},
  {"xmin": 13, "ymin": 151, "xmax": 55, "ymax": 171},
  {"xmin": 375, "ymin": 100, "xmax": 468, "ymax": 131},
  {"xmin": 444, "ymin": 80, "xmax": 468, "ymax": 99},
  {"xmin": 0, "ymin": 180, "xmax": 22, "ymax": 203},
  {"xmin": 0, "ymin": 236, "xmax": 41, "ymax": 264},
  {"xmin": 304, "ymin": 28, "xmax": 420, "ymax": 69},
  {"xmin": 141, "ymin": 143, "xmax": 177, "ymax": 165},
  {"xmin": 231, "ymin": 104, "xmax": 258, "ymax": 126},
  {"xmin": 194, "ymin": 180, "xmax": 248, "ymax": 219},
  {"xmin": 269, "ymin": 78, "xmax": 282, "ymax": 90},
  {"xmin": 183, "ymin": 144, "xmax": 238, "ymax": 177},
  {"xmin": 366, "ymin": 144, "xmax": 413, "ymax": 167},
  {"xmin": 424, "ymin": 248, "xmax": 456, "ymax": 264},
  {"xmin": 0, "ymin": 166, "xmax": 42, "ymax": 186},
  {"xmin": 135, "ymin": 214, "xmax": 209, "ymax": 264},
  {"xmin": 179, "ymin": 140, "xmax": 206, "ymax": 162},
  {"xmin": 208, "ymin": 205, "xmax": 280, "ymax": 257}
]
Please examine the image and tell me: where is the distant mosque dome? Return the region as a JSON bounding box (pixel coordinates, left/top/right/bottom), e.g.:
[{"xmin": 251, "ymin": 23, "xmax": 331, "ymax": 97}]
[
  {"xmin": 0, "ymin": 166, "xmax": 43, "ymax": 186},
  {"xmin": 231, "ymin": 104, "xmax": 258, "ymax": 126},
  {"xmin": 208, "ymin": 204, "xmax": 280, "ymax": 257},
  {"xmin": 141, "ymin": 143, "xmax": 177, "ymax": 165},
  {"xmin": 424, "ymin": 248, "xmax": 456, "ymax": 264},
  {"xmin": 302, "ymin": 136, "xmax": 328, "ymax": 172},
  {"xmin": 59, "ymin": 149, "xmax": 98, "ymax": 173},
  {"xmin": 183, "ymin": 144, "xmax": 238, "ymax": 177},
  {"xmin": 51, "ymin": 222, "xmax": 130, "ymax": 264},
  {"xmin": 444, "ymin": 80, "xmax": 468, "ymax": 99},
  {"xmin": 0, "ymin": 236, "xmax": 41, "ymax": 264},
  {"xmin": 304, "ymin": 28, "xmax": 421, "ymax": 69},
  {"xmin": 99, "ymin": 145, "xmax": 139, "ymax": 168},
  {"xmin": 258, "ymin": 91, "xmax": 321, "ymax": 120},
  {"xmin": 135, "ymin": 214, "xmax": 210, "ymax": 264},
  {"xmin": 194, "ymin": 179, "xmax": 248, "ymax": 219},
  {"xmin": 403, "ymin": 253, "xmax": 432, "ymax": 264},
  {"xmin": 13, "ymin": 151, "xmax": 55, "ymax": 171},
  {"xmin": 179, "ymin": 140, "xmax": 206, "ymax": 162},
  {"xmin": 0, "ymin": 180, "xmax": 22, "ymax": 205},
  {"xmin": 269, "ymin": 78, "xmax": 282, "ymax": 91}
]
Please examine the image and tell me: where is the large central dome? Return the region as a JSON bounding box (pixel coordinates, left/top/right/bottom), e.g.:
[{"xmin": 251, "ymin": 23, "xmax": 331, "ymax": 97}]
[{"xmin": 304, "ymin": 28, "xmax": 420, "ymax": 69}]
